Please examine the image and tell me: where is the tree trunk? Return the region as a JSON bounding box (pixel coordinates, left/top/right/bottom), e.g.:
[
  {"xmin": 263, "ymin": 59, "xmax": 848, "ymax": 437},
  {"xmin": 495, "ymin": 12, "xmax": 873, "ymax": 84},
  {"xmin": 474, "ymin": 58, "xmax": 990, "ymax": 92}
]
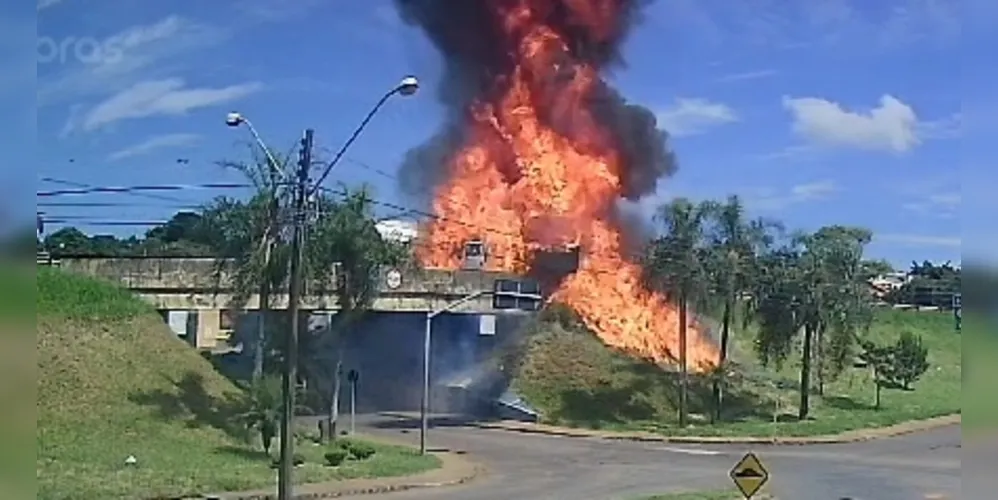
[
  {"xmin": 253, "ymin": 205, "xmax": 277, "ymax": 382},
  {"xmin": 253, "ymin": 281, "xmax": 271, "ymax": 381},
  {"xmin": 815, "ymin": 326, "xmax": 824, "ymax": 396},
  {"xmin": 712, "ymin": 296, "xmax": 732, "ymax": 423},
  {"xmin": 799, "ymin": 324, "xmax": 813, "ymax": 420},
  {"xmin": 874, "ymin": 370, "xmax": 881, "ymax": 410},
  {"xmin": 678, "ymin": 294, "xmax": 689, "ymax": 428},
  {"xmin": 326, "ymin": 344, "xmax": 344, "ymax": 442}
]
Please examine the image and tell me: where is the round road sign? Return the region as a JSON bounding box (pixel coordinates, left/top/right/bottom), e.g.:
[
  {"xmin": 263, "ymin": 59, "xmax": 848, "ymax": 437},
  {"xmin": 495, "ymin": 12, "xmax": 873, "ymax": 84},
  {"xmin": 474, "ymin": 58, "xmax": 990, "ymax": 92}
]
[{"xmin": 385, "ymin": 268, "xmax": 402, "ymax": 289}]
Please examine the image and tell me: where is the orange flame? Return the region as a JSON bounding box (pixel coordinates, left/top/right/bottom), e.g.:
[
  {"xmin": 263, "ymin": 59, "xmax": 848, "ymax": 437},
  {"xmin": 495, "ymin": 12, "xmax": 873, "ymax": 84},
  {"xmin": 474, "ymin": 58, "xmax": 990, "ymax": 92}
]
[{"xmin": 416, "ymin": 0, "xmax": 718, "ymax": 371}]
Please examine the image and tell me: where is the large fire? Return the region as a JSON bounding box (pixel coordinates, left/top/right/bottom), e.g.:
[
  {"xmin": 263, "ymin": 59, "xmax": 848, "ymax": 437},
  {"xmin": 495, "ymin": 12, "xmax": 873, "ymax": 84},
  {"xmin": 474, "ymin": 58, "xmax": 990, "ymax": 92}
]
[{"xmin": 411, "ymin": 0, "xmax": 718, "ymax": 371}]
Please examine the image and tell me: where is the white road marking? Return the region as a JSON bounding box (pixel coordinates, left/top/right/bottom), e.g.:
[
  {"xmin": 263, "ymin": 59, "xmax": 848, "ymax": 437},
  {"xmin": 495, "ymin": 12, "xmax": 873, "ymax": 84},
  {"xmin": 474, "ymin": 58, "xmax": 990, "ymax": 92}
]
[{"xmin": 660, "ymin": 446, "xmax": 722, "ymax": 456}]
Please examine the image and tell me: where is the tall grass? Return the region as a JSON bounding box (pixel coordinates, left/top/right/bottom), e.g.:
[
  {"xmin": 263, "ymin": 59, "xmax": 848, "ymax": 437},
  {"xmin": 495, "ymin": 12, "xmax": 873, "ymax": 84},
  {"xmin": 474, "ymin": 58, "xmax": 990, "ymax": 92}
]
[{"xmin": 36, "ymin": 266, "xmax": 153, "ymax": 321}]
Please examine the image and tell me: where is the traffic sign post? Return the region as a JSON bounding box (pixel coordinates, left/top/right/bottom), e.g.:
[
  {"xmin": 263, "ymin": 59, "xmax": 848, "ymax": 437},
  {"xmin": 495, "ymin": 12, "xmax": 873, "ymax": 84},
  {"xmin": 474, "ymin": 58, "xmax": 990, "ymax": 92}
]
[
  {"xmin": 952, "ymin": 293, "xmax": 961, "ymax": 332},
  {"xmin": 730, "ymin": 452, "xmax": 769, "ymax": 499},
  {"xmin": 347, "ymin": 369, "xmax": 359, "ymax": 435}
]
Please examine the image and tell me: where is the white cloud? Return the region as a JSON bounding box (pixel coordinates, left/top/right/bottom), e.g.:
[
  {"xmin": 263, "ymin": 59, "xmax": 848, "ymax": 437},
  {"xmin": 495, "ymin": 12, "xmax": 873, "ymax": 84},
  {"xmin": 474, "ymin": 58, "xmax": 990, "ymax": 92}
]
[
  {"xmin": 38, "ymin": 16, "xmax": 226, "ymax": 106},
  {"xmin": 657, "ymin": 98, "xmax": 738, "ymax": 137},
  {"xmin": 876, "ymin": 233, "xmax": 961, "ymax": 248},
  {"xmin": 107, "ymin": 133, "xmax": 201, "ymax": 161},
  {"xmin": 37, "ymin": 0, "xmax": 64, "ymax": 10},
  {"xmin": 76, "ymin": 78, "xmax": 262, "ymax": 131},
  {"xmin": 747, "ymin": 180, "xmax": 838, "ymax": 211},
  {"xmin": 782, "ymin": 94, "xmax": 923, "ymax": 152}
]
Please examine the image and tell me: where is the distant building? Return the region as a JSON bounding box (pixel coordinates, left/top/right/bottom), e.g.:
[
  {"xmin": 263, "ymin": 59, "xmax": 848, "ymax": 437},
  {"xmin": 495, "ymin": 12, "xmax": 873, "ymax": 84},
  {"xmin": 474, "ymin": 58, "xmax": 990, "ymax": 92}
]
[
  {"xmin": 375, "ymin": 219, "xmax": 418, "ymax": 243},
  {"xmin": 868, "ymin": 271, "xmax": 910, "ymax": 299}
]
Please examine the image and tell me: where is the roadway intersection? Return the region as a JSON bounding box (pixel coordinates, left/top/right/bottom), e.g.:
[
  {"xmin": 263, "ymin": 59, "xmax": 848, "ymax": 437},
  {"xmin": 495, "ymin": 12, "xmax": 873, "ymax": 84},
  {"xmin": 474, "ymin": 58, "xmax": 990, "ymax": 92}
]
[{"xmin": 352, "ymin": 413, "xmax": 961, "ymax": 500}]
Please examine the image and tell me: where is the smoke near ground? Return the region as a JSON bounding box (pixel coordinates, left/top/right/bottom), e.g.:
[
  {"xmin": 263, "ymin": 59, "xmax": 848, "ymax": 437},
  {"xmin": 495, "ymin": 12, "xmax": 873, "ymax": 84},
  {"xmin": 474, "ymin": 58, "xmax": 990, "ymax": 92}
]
[{"xmin": 394, "ymin": 0, "xmax": 677, "ymax": 214}]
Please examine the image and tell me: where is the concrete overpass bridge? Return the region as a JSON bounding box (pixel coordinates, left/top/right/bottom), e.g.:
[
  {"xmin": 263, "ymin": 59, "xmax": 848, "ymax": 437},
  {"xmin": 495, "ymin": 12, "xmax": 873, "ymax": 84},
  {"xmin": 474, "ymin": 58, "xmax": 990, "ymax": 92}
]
[{"xmin": 58, "ymin": 257, "xmax": 521, "ymax": 350}]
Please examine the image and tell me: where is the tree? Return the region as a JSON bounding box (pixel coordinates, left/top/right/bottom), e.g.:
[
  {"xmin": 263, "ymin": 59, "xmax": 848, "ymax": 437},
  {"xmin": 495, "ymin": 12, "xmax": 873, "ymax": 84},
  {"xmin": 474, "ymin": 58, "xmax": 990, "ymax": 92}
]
[
  {"xmin": 43, "ymin": 227, "xmax": 95, "ymax": 255},
  {"xmin": 205, "ymin": 145, "xmax": 295, "ymax": 382},
  {"xmin": 237, "ymin": 374, "xmax": 283, "ymax": 453},
  {"xmin": 301, "ymin": 186, "xmax": 408, "ymax": 442},
  {"xmin": 748, "ymin": 226, "xmax": 874, "ymax": 420},
  {"xmin": 702, "ymin": 195, "xmax": 777, "ymax": 422},
  {"xmin": 856, "ymin": 338, "xmax": 894, "ymax": 410},
  {"xmin": 645, "ymin": 197, "xmax": 713, "ymax": 427},
  {"xmin": 858, "ymin": 331, "xmax": 930, "ymax": 409},
  {"xmin": 806, "ymin": 226, "xmax": 875, "ymax": 396},
  {"xmin": 891, "ymin": 331, "xmax": 930, "ymax": 390}
]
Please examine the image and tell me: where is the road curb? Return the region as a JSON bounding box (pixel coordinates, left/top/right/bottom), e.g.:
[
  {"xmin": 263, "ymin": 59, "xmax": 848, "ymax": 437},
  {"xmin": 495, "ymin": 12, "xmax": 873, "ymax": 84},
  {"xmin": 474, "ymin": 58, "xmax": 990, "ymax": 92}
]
[
  {"xmin": 471, "ymin": 413, "xmax": 960, "ymax": 445},
  {"xmin": 186, "ymin": 451, "xmax": 483, "ymax": 500}
]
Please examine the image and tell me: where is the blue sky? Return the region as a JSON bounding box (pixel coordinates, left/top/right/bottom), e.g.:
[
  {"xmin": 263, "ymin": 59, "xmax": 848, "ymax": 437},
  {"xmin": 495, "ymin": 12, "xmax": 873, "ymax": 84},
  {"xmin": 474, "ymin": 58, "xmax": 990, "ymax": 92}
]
[{"xmin": 22, "ymin": 0, "xmax": 987, "ymax": 267}]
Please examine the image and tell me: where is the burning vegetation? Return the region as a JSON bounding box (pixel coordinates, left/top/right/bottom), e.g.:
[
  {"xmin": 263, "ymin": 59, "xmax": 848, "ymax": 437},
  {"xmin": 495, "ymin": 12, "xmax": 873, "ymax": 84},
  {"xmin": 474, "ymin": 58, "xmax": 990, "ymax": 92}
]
[{"xmin": 396, "ymin": 0, "xmax": 718, "ymax": 370}]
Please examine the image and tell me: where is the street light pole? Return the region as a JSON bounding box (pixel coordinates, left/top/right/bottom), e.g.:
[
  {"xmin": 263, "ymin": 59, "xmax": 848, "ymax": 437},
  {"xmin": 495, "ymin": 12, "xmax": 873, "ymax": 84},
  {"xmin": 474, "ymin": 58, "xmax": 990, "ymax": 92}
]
[
  {"xmin": 225, "ymin": 112, "xmax": 286, "ymax": 178},
  {"xmin": 226, "ymin": 111, "xmax": 286, "ymax": 382},
  {"xmin": 311, "ymin": 76, "xmax": 419, "ymax": 193},
  {"xmin": 421, "ymin": 290, "xmax": 486, "ymax": 454},
  {"xmin": 277, "ymin": 128, "xmax": 313, "ymax": 500}
]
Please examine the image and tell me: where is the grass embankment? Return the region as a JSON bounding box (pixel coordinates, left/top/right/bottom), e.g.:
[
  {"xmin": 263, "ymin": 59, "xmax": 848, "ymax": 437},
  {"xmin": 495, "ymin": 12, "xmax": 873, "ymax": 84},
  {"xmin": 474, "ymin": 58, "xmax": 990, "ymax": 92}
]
[
  {"xmin": 511, "ymin": 307, "xmax": 961, "ymax": 437},
  {"xmin": 37, "ymin": 268, "xmax": 438, "ymax": 500},
  {"xmin": 0, "ymin": 264, "xmax": 35, "ymax": 499}
]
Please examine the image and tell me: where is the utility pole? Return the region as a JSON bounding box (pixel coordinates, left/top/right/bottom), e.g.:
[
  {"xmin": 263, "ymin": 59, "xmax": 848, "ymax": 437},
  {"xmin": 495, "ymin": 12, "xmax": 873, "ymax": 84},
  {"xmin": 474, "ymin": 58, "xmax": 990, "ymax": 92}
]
[{"xmin": 278, "ymin": 128, "xmax": 312, "ymax": 500}]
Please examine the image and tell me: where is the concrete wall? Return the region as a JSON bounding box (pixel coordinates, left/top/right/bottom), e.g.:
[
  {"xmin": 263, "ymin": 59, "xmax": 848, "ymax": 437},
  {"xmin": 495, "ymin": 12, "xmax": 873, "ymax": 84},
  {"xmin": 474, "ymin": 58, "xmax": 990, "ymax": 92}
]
[{"xmin": 59, "ymin": 257, "xmax": 519, "ymax": 313}]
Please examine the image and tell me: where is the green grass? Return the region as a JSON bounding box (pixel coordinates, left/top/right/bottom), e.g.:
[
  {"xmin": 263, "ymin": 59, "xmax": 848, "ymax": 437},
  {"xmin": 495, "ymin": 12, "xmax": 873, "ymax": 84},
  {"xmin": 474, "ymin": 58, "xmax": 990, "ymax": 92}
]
[
  {"xmin": 0, "ymin": 263, "xmax": 35, "ymax": 322},
  {"xmin": 37, "ymin": 269, "xmax": 438, "ymax": 499},
  {"xmin": 963, "ymin": 313, "xmax": 998, "ymax": 431},
  {"xmin": 0, "ymin": 264, "xmax": 35, "ymax": 498},
  {"xmin": 37, "ymin": 265, "xmax": 154, "ymax": 321},
  {"xmin": 512, "ymin": 308, "xmax": 961, "ymax": 437}
]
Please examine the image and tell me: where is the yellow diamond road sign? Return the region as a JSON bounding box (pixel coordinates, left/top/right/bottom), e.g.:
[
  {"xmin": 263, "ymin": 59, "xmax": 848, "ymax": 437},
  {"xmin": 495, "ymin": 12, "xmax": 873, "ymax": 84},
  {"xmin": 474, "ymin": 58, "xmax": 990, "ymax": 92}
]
[{"xmin": 729, "ymin": 452, "xmax": 769, "ymax": 499}]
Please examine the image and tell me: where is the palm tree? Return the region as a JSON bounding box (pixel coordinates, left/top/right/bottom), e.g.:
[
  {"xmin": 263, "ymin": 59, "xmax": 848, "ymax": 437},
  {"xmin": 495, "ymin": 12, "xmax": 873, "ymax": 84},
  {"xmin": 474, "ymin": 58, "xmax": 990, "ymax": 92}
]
[
  {"xmin": 702, "ymin": 195, "xmax": 777, "ymax": 422},
  {"xmin": 645, "ymin": 197, "xmax": 713, "ymax": 427},
  {"xmin": 301, "ymin": 186, "xmax": 409, "ymax": 441},
  {"xmin": 204, "ymin": 145, "xmax": 295, "ymax": 382}
]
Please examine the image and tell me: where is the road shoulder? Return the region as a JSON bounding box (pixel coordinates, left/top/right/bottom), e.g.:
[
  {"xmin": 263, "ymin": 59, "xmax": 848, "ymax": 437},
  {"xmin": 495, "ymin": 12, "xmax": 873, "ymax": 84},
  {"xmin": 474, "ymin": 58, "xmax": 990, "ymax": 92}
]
[{"xmin": 472, "ymin": 414, "xmax": 960, "ymax": 445}]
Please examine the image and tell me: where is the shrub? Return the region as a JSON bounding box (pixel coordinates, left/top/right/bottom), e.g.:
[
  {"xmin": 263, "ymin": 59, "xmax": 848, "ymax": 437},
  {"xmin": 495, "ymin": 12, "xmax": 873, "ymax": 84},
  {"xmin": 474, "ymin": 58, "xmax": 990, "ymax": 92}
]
[
  {"xmin": 346, "ymin": 441, "xmax": 377, "ymax": 460},
  {"xmin": 332, "ymin": 438, "xmax": 378, "ymax": 460},
  {"xmin": 891, "ymin": 331, "xmax": 930, "ymax": 390},
  {"xmin": 323, "ymin": 448, "xmax": 349, "ymax": 467}
]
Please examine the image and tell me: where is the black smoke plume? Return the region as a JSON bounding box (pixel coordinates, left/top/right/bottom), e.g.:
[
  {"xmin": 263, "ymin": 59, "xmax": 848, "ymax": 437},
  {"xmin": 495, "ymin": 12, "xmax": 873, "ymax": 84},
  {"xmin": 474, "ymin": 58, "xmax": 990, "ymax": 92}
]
[{"xmin": 394, "ymin": 0, "xmax": 676, "ymax": 211}]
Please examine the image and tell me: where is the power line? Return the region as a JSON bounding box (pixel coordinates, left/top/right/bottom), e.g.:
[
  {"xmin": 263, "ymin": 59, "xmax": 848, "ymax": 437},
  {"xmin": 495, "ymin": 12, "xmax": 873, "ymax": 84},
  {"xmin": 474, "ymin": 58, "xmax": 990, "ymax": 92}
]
[
  {"xmin": 40, "ymin": 177, "xmax": 195, "ymax": 204},
  {"xmin": 37, "ymin": 201, "xmax": 202, "ymax": 209},
  {"xmin": 37, "ymin": 181, "xmax": 255, "ymax": 197}
]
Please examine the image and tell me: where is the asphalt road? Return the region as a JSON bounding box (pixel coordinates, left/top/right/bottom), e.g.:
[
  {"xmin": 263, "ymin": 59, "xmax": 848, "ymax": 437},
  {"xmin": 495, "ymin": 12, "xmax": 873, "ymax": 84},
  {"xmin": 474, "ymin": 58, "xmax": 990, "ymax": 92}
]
[{"xmin": 349, "ymin": 413, "xmax": 961, "ymax": 500}]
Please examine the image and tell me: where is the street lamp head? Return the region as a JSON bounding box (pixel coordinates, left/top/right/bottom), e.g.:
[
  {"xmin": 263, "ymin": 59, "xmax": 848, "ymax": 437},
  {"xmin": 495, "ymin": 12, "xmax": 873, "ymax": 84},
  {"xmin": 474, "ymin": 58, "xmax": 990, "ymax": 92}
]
[
  {"xmin": 397, "ymin": 76, "xmax": 419, "ymax": 96},
  {"xmin": 225, "ymin": 111, "xmax": 244, "ymax": 127}
]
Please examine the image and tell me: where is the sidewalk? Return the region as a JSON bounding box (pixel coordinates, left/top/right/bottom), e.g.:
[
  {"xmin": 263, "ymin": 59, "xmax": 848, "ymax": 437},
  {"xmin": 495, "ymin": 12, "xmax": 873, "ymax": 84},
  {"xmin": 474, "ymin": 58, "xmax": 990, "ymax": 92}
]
[
  {"xmin": 199, "ymin": 451, "xmax": 482, "ymax": 500},
  {"xmin": 471, "ymin": 413, "xmax": 961, "ymax": 445}
]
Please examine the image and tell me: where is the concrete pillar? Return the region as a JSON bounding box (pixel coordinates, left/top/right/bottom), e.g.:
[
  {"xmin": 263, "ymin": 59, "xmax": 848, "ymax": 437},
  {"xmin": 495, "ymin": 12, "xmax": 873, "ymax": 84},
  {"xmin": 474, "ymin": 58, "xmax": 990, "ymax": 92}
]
[{"xmin": 195, "ymin": 309, "xmax": 221, "ymax": 350}]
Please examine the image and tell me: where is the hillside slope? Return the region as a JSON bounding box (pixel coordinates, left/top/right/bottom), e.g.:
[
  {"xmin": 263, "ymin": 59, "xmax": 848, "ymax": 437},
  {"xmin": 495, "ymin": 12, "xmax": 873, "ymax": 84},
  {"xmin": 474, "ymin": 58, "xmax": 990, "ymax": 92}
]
[
  {"xmin": 37, "ymin": 268, "xmax": 258, "ymax": 499},
  {"xmin": 505, "ymin": 307, "xmax": 768, "ymax": 429},
  {"xmin": 509, "ymin": 305, "xmax": 960, "ymax": 436}
]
